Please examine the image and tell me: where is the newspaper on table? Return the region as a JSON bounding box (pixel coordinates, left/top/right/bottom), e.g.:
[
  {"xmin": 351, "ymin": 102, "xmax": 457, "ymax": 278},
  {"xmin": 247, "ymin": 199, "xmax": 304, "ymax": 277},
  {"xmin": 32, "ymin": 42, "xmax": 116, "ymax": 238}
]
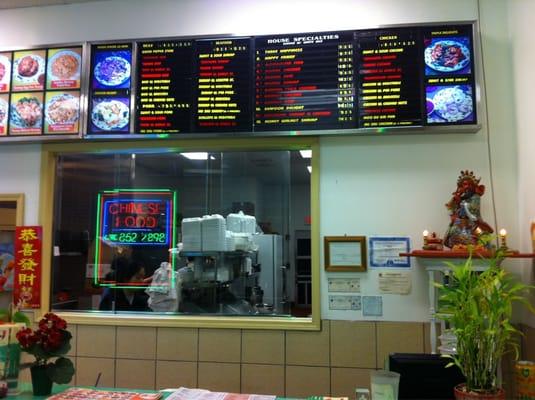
[
  {"xmin": 46, "ymin": 387, "xmax": 162, "ymax": 399},
  {"xmin": 165, "ymin": 387, "xmax": 275, "ymax": 400}
]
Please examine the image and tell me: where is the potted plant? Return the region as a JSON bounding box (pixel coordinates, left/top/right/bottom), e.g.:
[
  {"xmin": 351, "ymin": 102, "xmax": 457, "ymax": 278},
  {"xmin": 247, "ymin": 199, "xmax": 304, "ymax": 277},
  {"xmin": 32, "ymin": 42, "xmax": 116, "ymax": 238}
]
[
  {"xmin": 437, "ymin": 244, "xmax": 535, "ymax": 399},
  {"xmin": 16, "ymin": 312, "xmax": 75, "ymax": 396},
  {"xmin": 0, "ymin": 303, "xmax": 30, "ymax": 396}
]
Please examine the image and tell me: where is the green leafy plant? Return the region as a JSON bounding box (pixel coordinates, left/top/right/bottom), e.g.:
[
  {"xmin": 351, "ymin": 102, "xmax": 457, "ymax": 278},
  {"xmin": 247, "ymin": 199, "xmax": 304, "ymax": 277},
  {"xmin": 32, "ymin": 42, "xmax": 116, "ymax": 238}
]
[
  {"xmin": 16, "ymin": 313, "xmax": 74, "ymax": 384},
  {"xmin": 0, "ymin": 303, "xmax": 31, "ymax": 326},
  {"xmin": 436, "ymin": 243, "xmax": 535, "ymax": 395}
]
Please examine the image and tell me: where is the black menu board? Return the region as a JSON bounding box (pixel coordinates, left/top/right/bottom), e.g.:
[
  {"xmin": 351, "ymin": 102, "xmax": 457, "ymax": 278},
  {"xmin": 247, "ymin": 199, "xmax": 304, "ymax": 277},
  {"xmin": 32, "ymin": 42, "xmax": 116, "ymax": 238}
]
[
  {"xmin": 194, "ymin": 38, "xmax": 252, "ymax": 132},
  {"xmin": 356, "ymin": 28, "xmax": 422, "ymax": 128},
  {"xmin": 422, "ymin": 25, "xmax": 476, "ymax": 125},
  {"xmin": 88, "ymin": 43, "xmax": 132, "ymax": 134},
  {"xmin": 254, "ymin": 32, "xmax": 355, "ymax": 131},
  {"xmin": 136, "ymin": 40, "xmax": 194, "ymax": 134}
]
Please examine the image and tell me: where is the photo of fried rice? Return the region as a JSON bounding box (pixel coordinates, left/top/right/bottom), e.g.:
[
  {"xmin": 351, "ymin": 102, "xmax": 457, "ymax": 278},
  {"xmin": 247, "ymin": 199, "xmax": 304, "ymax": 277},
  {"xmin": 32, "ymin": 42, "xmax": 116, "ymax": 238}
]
[
  {"xmin": 45, "ymin": 93, "xmax": 79, "ymax": 125},
  {"xmin": 11, "ymin": 96, "xmax": 42, "ymax": 128},
  {"xmin": 50, "ymin": 51, "xmax": 80, "ymax": 80},
  {"xmin": 432, "ymin": 86, "xmax": 473, "ymax": 122}
]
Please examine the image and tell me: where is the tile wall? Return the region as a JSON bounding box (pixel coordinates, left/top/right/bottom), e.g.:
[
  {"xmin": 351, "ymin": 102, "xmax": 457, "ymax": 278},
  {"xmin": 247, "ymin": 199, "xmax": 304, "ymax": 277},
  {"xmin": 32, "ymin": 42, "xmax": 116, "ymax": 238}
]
[{"xmin": 18, "ymin": 320, "xmax": 534, "ymax": 399}]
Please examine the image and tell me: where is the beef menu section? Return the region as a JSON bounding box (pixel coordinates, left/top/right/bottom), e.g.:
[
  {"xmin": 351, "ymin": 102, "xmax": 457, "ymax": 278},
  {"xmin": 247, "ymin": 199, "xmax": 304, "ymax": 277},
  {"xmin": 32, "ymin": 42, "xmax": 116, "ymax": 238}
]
[
  {"xmin": 254, "ymin": 32, "xmax": 355, "ymax": 131},
  {"xmin": 81, "ymin": 23, "xmax": 478, "ymax": 138}
]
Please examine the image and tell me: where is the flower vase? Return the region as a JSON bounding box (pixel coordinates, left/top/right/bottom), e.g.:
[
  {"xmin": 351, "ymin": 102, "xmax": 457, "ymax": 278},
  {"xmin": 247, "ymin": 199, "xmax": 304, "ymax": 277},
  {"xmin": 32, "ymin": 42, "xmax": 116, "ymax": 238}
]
[
  {"xmin": 30, "ymin": 365, "xmax": 53, "ymax": 396},
  {"xmin": 0, "ymin": 323, "xmax": 24, "ymax": 395}
]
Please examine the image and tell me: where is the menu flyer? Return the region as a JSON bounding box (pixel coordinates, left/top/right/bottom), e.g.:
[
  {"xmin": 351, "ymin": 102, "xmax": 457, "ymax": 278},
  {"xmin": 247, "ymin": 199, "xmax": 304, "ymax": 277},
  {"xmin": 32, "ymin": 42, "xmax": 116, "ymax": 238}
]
[
  {"xmin": 11, "ymin": 49, "xmax": 46, "ymax": 91},
  {"xmin": 0, "ymin": 52, "xmax": 12, "ymax": 92},
  {"xmin": 46, "ymin": 47, "xmax": 82, "ymax": 90},
  {"xmin": 89, "ymin": 43, "xmax": 132, "ymax": 134},
  {"xmin": 44, "ymin": 90, "xmax": 80, "ymax": 134},
  {"xmin": 136, "ymin": 40, "xmax": 193, "ymax": 134},
  {"xmin": 254, "ymin": 32, "xmax": 356, "ymax": 131},
  {"xmin": 194, "ymin": 38, "xmax": 252, "ymax": 132},
  {"xmin": 9, "ymin": 91, "xmax": 43, "ymax": 135}
]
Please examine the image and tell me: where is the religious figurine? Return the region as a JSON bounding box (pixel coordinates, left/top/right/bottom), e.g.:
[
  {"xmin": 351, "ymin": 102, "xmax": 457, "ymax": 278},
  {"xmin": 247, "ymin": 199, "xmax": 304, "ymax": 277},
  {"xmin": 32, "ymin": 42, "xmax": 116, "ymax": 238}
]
[
  {"xmin": 423, "ymin": 231, "xmax": 444, "ymax": 251},
  {"xmin": 444, "ymin": 170, "xmax": 493, "ymax": 249}
]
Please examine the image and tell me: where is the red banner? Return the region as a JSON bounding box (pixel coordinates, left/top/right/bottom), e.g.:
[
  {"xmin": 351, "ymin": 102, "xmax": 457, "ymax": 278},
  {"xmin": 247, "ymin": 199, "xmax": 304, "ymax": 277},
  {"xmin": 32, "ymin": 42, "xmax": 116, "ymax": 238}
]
[{"xmin": 13, "ymin": 226, "xmax": 42, "ymax": 309}]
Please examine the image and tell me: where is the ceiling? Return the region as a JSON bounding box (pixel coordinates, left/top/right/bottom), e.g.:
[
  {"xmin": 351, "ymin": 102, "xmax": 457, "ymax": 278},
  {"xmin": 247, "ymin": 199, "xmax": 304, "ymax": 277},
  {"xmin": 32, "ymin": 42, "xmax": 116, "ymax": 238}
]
[{"xmin": 0, "ymin": 0, "xmax": 109, "ymax": 9}]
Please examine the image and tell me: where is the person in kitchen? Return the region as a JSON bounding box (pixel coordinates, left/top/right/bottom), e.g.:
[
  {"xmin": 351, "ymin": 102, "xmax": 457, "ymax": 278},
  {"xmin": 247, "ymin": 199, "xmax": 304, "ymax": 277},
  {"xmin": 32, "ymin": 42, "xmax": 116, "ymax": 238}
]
[{"xmin": 99, "ymin": 259, "xmax": 150, "ymax": 311}]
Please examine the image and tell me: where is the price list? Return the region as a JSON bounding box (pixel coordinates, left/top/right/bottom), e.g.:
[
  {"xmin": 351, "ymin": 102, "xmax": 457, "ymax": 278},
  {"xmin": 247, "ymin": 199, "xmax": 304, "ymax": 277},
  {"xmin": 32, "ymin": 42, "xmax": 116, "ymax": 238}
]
[
  {"xmin": 356, "ymin": 29, "xmax": 422, "ymax": 128},
  {"xmin": 136, "ymin": 40, "xmax": 193, "ymax": 134},
  {"xmin": 194, "ymin": 38, "xmax": 252, "ymax": 132},
  {"xmin": 254, "ymin": 32, "xmax": 356, "ymax": 131}
]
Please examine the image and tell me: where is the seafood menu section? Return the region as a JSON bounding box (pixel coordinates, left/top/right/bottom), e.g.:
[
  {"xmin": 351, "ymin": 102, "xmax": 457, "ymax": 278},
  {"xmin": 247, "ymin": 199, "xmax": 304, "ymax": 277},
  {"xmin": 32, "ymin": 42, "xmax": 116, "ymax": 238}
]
[
  {"xmin": 0, "ymin": 47, "xmax": 82, "ymax": 136},
  {"xmin": 356, "ymin": 28, "xmax": 422, "ymax": 128},
  {"xmin": 88, "ymin": 43, "xmax": 132, "ymax": 134},
  {"xmin": 254, "ymin": 32, "xmax": 356, "ymax": 131},
  {"xmin": 422, "ymin": 24, "xmax": 476, "ymax": 125},
  {"xmin": 136, "ymin": 40, "xmax": 194, "ymax": 134},
  {"xmin": 194, "ymin": 38, "xmax": 252, "ymax": 132}
]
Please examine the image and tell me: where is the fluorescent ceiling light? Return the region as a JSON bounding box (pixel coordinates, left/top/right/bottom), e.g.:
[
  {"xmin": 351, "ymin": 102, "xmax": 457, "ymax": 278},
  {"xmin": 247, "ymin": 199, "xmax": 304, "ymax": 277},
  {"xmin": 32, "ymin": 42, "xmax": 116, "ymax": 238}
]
[
  {"xmin": 181, "ymin": 152, "xmax": 208, "ymax": 160},
  {"xmin": 307, "ymin": 166, "xmax": 312, "ymax": 173},
  {"xmin": 300, "ymin": 150, "xmax": 312, "ymax": 158}
]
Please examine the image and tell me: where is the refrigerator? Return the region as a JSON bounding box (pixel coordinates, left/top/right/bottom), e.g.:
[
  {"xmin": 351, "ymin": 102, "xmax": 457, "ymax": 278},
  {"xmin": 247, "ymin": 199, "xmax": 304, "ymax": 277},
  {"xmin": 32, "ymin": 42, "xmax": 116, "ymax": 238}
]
[{"xmin": 252, "ymin": 234, "xmax": 284, "ymax": 313}]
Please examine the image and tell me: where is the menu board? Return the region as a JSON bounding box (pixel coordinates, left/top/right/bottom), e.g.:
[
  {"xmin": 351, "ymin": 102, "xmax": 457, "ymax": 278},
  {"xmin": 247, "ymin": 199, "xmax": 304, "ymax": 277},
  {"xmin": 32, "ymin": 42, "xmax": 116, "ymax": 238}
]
[
  {"xmin": 0, "ymin": 46, "xmax": 82, "ymax": 137},
  {"xmin": 254, "ymin": 32, "xmax": 356, "ymax": 131},
  {"xmin": 88, "ymin": 43, "xmax": 132, "ymax": 134},
  {"xmin": 194, "ymin": 38, "xmax": 252, "ymax": 132},
  {"xmin": 422, "ymin": 24, "xmax": 476, "ymax": 125},
  {"xmin": 356, "ymin": 28, "xmax": 422, "ymax": 128},
  {"xmin": 136, "ymin": 40, "xmax": 194, "ymax": 134}
]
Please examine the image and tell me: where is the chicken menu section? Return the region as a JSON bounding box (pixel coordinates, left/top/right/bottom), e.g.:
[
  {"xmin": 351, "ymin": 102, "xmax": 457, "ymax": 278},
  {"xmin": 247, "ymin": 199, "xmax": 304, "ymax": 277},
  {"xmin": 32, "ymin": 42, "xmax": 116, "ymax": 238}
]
[
  {"xmin": 194, "ymin": 38, "xmax": 252, "ymax": 132},
  {"xmin": 356, "ymin": 29, "xmax": 422, "ymax": 128},
  {"xmin": 136, "ymin": 40, "xmax": 193, "ymax": 134},
  {"xmin": 254, "ymin": 32, "xmax": 355, "ymax": 131}
]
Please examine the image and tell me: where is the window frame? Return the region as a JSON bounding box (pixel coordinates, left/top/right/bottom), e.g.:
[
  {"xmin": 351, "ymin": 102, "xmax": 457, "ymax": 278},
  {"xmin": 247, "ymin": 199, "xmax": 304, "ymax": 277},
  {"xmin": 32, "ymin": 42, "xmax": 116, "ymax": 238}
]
[{"xmin": 39, "ymin": 137, "xmax": 320, "ymax": 330}]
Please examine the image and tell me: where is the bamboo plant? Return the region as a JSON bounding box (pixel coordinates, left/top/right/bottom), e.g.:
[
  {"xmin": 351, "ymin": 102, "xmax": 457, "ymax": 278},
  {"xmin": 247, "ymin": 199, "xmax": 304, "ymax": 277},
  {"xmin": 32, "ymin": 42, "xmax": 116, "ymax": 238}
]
[{"xmin": 436, "ymin": 243, "xmax": 534, "ymax": 394}]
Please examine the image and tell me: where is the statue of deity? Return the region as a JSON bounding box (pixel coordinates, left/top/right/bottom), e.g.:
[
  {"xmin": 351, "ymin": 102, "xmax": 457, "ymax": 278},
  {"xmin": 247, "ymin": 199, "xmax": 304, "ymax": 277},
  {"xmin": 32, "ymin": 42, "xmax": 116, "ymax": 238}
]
[{"xmin": 444, "ymin": 170, "xmax": 493, "ymax": 249}]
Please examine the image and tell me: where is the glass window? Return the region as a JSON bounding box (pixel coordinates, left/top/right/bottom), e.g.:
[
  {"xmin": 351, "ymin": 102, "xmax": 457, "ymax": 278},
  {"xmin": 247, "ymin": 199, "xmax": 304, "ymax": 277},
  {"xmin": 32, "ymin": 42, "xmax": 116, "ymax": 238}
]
[{"xmin": 51, "ymin": 149, "xmax": 311, "ymax": 318}]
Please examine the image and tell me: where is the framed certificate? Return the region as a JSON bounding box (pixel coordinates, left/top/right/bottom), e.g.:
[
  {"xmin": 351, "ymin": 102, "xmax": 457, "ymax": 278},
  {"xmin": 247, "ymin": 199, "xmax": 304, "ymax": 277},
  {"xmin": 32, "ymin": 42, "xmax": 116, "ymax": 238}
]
[
  {"xmin": 324, "ymin": 236, "xmax": 367, "ymax": 272},
  {"xmin": 369, "ymin": 236, "xmax": 411, "ymax": 268}
]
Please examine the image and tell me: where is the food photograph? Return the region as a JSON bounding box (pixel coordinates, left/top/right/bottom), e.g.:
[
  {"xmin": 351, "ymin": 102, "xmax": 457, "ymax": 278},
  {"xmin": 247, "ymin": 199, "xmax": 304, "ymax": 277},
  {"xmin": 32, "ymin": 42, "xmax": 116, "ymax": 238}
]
[
  {"xmin": 0, "ymin": 53, "xmax": 11, "ymax": 92},
  {"xmin": 90, "ymin": 97, "xmax": 130, "ymax": 132},
  {"xmin": 47, "ymin": 48, "xmax": 82, "ymax": 89},
  {"xmin": 12, "ymin": 50, "xmax": 46, "ymax": 91},
  {"xmin": 426, "ymin": 85, "xmax": 474, "ymax": 124},
  {"xmin": 92, "ymin": 50, "xmax": 132, "ymax": 89},
  {"xmin": 44, "ymin": 91, "xmax": 80, "ymax": 134},
  {"xmin": 9, "ymin": 91, "xmax": 43, "ymax": 134},
  {"xmin": 424, "ymin": 36, "xmax": 471, "ymax": 75},
  {"xmin": 0, "ymin": 96, "xmax": 8, "ymax": 135}
]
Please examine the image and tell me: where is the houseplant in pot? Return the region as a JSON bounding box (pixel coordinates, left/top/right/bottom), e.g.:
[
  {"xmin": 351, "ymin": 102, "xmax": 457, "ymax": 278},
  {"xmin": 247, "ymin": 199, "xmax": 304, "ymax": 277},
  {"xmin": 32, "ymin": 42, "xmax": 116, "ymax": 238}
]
[
  {"xmin": 437, "ymin": 242, "xmax": 534, "ymax": 399},
  {"xmin": 16, "ymin": 312, "xmax": 74, "ymax": 396}
]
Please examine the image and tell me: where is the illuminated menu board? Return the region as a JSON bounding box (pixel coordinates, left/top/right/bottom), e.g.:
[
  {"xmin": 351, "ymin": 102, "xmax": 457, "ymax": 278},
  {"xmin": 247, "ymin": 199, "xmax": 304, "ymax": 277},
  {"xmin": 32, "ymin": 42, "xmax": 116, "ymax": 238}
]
[
  {"xmin": 254, "ymin": 32, "xmax": 356, "ymax": 131},
  {"xmin": 0, "ymin": 47, "xmax": 82, "ymax": 137},
  {"xmin": 194, "ymin": 38, "xmax": 252, "ymax": 132},
  {"xmin": 88, "ymin": 43, "xmax": 132, "ymax": 134},
  {"xmin": 136, "ymin": 40, "xmax": 194, "ymax": 133},
  {"xmin": 422, "ymin": 24, "xmax": 476, "ymax": 125},
  {"xmin": 356, "ymin": 28, "xmax": 422, "ymax": 128}
]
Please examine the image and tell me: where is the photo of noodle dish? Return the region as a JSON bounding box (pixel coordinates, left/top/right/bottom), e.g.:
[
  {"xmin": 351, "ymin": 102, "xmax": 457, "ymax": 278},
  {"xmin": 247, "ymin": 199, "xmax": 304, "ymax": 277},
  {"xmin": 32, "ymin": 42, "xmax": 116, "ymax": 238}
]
[
  {"xmin": 424, "ymin": 38, "xmax": 470, "ymax": 73},
  {"xmin": 91, "ymin": 99, "xmax": 129, "ymax": 131},
  {"xmin": 45, "ymin": 93, "xmax": 80, "ymax": 126},
  {"xmin": 10, "ymin": 96, "xmax": 42, "ymax": 128},
  {"xmin": 0, "ymin": 98, "xmax": 7, "ymax": 125},
  {"xmin": 48, "ymin": 50, "xmax": 81, "ymax": 81},
  {"xmin": 94, "ymin": 56, "xmax": 131, "ymax": 87},
  {"xmin": 427, "ymin": 85, "xmax": 473, "ymax": 123},
  {"xmin": 14, "ymin": 54, "xmax": 45, "ymax": 83}
]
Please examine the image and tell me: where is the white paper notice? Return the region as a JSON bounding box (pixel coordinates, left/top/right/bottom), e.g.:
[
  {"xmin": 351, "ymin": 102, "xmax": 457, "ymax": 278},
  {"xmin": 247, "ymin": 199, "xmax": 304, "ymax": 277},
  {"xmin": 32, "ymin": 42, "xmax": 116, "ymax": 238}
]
[
  {"xmin": 328, "ymin": 277, "xmax": 361, "ymax": 292},
  {"xmin": 329, "ymin": 295, "xmax": 362, "ymax": 310},
  {"xmin": 329, "ymin": 241, "xmax": 361, "ymax": 266},
  {"xmin": 378, "ymin": 271, "xmax": 412, "ymax": 294},
  {"xmin": 362, "ymin": 295, "xmax": 383, "ymax": 316}
]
